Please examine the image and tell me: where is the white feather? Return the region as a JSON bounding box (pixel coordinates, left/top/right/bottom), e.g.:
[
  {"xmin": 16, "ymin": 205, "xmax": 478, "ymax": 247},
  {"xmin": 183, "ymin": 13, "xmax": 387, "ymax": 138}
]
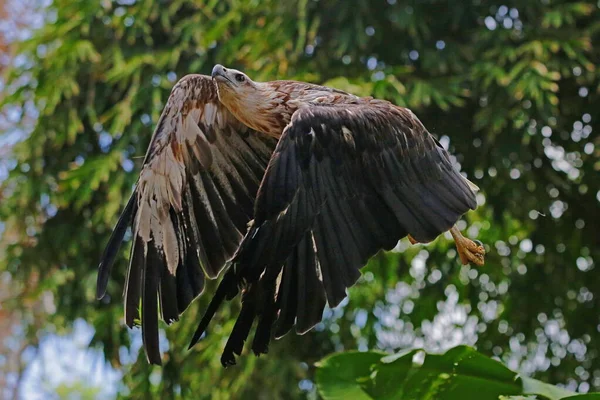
[
  {"xmin": 184, "ymin": 113, "xmax": 206, "ymax": 141},
  {"xmin": 157, "ymin": 178, "xmax": 169, "ymax": 214},
  {"xmin": 163, "ymin": 219, "xmax": 179, "ymax": 275},
  {"xmin": 465, "ymin": 177, "xmax": 480, "ymax": 192},
  {"xmin": 137, "ymin": 196, "xmax": 151, "ymax": 243},
  {"xmin": 204, "ymin": 103, "xmax": 217, "ymax": 124}
]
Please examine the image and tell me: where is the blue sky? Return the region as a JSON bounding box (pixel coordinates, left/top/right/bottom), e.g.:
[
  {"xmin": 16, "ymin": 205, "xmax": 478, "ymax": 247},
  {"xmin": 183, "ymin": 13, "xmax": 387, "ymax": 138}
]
[{"xmin": 19, "ymin": 319, "xmax": 121, "ymax": 399}]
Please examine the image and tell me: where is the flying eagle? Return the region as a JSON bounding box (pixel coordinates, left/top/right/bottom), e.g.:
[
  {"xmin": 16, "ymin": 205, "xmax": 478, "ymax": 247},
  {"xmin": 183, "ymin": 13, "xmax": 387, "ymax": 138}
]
[{"xmin": 96, "ymin": 65, "xmax": 485, "ymax": 366}]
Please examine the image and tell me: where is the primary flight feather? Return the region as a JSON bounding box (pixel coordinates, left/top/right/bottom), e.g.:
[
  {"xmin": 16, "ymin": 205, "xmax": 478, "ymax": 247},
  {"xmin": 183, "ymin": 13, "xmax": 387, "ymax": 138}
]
[{"xmin": 96, "ymin": 65, "xmax": 485, "ymax": 366}]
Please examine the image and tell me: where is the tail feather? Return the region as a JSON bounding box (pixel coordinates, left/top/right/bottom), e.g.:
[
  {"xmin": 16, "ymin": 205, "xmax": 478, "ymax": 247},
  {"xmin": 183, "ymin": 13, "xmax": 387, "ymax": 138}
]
[
  {"xmin": 221, "ymin": 288, "xmax": 257, "ymax": 366},
  {"xmin": 142, "ymin": 241, "xmax": 162, "ymax": 365},
  {"xmin": 159, "ymin": 271, "xmax": 179, "ymax": 324},
  {"xmin": 124, "ymin": 237, "xmax": 144, "ymax": 328},
  {"xmin": 251, "ymin": 262, "xmax": 284, "ymax": 356},
  {"xmin": 295, "ymin": 232, "xmax": 326, "ymax": 334},
  {"xmin": 96, "ymin": 194, "xmax": 136, "ymax": 299},
  {"xmin": 274, "ymin": 252, "xmax": 299, "ymax": 339},
  {"xmin": 188, "ymin": 269, "xmax": 236, "ymax": 349},
  {"xmin": 251, "ymin": 287, "xmax": 278, "ymax": 356}
]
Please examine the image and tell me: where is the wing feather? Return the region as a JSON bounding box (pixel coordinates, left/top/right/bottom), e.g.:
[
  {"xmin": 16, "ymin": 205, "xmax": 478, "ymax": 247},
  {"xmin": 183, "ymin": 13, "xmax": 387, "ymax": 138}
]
[
  {"xmin": 195, "ymin": 102, "xmax": 478, "ymax": 365},
  {"xmin": 96, "ymin": 74, "xmax": 276, "ymax": 364}
]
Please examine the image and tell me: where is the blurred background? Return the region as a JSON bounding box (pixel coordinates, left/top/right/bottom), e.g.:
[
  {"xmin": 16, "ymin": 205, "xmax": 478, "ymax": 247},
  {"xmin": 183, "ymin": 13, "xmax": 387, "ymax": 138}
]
[{"xmin": 0, "ymin": 0, "xmax": 598, "ymax": 398}]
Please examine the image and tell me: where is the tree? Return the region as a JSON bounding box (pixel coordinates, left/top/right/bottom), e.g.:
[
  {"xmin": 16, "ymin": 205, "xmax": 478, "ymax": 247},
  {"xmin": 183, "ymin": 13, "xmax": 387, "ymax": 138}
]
[{"xmin": 1, "ymin": 0, "xmax": 598, "ymax": 397}]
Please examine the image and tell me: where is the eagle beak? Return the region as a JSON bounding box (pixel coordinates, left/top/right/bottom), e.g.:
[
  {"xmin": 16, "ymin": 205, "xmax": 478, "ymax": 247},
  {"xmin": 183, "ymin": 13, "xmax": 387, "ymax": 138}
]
[
  {"xmin": 211, "ymin": 64, "xmax": 225, "ymax": 78},
  {"xmin": 211, "ymin": 64, "xmax": 235, "ymax": 86}
]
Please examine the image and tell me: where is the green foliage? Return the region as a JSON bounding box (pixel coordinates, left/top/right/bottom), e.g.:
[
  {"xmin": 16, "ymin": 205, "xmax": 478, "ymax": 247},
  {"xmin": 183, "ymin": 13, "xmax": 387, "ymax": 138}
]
[
  {"xmin": 54, "ymin": 382, "xmax": 103, "ymax": 400},
  {"xmin": 1, "ymin": 0, "xmax": 599, "ymax": 398},
  {"xmin": 315, "ymin": 346, "xmax": 597, "ymax": 400}
]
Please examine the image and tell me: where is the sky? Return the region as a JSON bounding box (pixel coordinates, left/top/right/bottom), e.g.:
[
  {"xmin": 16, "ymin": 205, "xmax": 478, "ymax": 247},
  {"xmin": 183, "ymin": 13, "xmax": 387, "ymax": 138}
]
[{"xmin": 18, "ymin": 319, "xmax": 121, "ymax": 399}]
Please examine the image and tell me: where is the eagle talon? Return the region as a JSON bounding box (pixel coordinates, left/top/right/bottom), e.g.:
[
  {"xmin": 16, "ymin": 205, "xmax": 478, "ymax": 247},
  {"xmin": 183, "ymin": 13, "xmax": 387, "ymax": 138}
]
[{"xmin": 450, "ymin": 226, "xmax": 486, "ymax": 266}]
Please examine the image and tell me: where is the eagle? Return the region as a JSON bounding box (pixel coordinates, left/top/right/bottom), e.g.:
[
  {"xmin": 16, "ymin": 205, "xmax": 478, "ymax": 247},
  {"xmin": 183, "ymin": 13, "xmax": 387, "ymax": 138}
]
[{"xmin": 96, "ymin": 65, "xmax": 485, "ymax": 366}]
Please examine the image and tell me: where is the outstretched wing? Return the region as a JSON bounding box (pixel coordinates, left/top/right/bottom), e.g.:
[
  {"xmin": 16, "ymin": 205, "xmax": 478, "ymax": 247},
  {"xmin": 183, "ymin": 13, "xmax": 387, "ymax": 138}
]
[
  {"xmin": 96, "ymin": 74, "xmax": 277, "ymax": 365},
  {"xmin": 190, "ymin": 101, "xmax": 477, "ymax": 365}
]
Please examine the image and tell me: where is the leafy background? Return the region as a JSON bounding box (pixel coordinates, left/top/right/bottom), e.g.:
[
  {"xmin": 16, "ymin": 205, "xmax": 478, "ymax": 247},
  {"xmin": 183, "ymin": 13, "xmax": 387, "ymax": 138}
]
[{"xmin": 0, "ymin": 0, "xmax": 598, "ymax": 398}]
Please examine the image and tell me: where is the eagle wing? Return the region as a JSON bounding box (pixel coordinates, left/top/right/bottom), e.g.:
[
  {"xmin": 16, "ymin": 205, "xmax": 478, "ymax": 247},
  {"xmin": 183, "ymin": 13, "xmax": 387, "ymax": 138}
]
[
  {"xmin": 190, "ymin": 101, "xmax": 477, "ymax": 366},
  {"xmin": 96, "ymin": 74, "xmax": 277, "ymax": 364}
]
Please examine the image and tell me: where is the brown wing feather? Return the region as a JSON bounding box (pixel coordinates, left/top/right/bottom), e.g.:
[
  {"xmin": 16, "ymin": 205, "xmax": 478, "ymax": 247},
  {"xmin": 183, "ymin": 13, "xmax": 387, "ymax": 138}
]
[
  {"xmin": 189, "ymin": 101, "xmax": 477, "ymax": 365},
  {"xmin": 96, "ymin": 74, "xmax": 276, "ymax": 365}
]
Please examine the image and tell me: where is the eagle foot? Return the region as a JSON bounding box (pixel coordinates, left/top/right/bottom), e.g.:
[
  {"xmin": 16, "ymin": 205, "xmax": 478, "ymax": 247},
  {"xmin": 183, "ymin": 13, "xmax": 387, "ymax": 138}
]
[{"xmin": 450, "ymin": 226, "xmax": 485, "ymax": 266}]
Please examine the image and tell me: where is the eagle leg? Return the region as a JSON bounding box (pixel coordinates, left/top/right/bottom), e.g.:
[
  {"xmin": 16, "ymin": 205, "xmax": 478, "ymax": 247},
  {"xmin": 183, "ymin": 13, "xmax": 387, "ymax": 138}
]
[{"xmin": 449, "ymin": 226, "xmax": 485, "ymax": 266}]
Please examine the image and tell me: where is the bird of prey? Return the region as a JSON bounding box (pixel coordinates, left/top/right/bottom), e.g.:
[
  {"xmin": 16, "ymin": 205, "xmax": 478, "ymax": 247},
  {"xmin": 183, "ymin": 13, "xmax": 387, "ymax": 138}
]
[{"xmin": 96, "ymin": 64, "xmax": 486, "ymax": 366}]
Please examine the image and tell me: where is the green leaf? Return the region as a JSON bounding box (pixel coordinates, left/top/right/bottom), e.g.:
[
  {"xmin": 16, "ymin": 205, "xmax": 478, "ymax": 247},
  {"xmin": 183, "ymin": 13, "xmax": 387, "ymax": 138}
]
[
  {"xmin": 521, "ymin": 377, "xmax": 574, "ymax": 399},
  {"xmin": 315, "ymin": 351, "xmax": 385, "ymax": 400},
  {"xmin": 374, "ymin": 346, "xmax": 521, "ymax": 400},
  {"xmin": 316, "ymin": 347, "xmax": 593, "ymax": 400}
]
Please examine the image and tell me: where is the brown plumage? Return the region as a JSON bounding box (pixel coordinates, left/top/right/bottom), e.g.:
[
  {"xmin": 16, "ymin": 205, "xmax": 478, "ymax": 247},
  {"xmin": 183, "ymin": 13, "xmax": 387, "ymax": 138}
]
[{"xmin": 96, "ymin": 64, "xmax": 485, "ymax": 366}]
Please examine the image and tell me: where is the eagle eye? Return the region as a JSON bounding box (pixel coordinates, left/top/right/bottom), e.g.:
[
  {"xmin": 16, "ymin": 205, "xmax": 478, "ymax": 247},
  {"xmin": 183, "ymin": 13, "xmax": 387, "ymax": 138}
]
[{"xmin": 235, "ymin": 74, "xmax": 245, "ymax": 83}]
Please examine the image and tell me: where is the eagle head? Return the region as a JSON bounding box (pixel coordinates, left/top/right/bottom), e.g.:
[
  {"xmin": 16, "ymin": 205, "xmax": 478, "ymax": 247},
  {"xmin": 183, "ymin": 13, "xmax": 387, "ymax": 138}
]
[
  {"xmin": 211, "ymin": 64, "xmax": 260, "ymax": 113},
  {"xmin": 211, "ymin": 64, "xmax": 287, "ymax": 137}
]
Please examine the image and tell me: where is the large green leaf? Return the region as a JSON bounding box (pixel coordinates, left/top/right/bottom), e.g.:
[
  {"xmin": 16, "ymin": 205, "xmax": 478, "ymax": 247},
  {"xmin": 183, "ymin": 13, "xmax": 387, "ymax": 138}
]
[
  {"xmin": 315, "ymin": 351, "xmax": 386, "ymax": 400},
  {"xmin": 316, "ymin": 347, "xmax": 597, "ymax": 400}
]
